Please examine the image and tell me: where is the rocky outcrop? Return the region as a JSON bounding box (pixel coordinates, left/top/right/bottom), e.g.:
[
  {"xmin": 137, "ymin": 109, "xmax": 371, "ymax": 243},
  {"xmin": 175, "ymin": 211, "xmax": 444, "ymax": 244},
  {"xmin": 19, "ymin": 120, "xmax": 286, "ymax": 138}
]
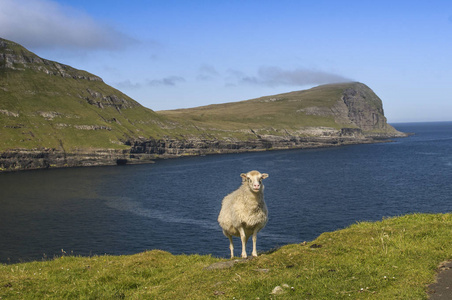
[
  {"xmin": 0, "ymin": 148, "xmax": 157, "ymax": 171},
  {"xmin": 85, "ymin": 88, "xmax": 138, "ymax": 110},
  {"xmin": 341, "ymin": 84, "xmax": 389, "ymax": 132},
  {"xmin": 0, "ymin": 39, "xmax": 102, "ymax": 81}
]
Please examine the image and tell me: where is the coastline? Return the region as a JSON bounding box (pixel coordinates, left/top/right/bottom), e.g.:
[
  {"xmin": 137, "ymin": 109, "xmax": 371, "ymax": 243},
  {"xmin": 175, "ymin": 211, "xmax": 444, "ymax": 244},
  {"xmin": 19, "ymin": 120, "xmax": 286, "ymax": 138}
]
[{"xmin": 0, "ymin": 132, "xmax": 405, "ymax": 172}]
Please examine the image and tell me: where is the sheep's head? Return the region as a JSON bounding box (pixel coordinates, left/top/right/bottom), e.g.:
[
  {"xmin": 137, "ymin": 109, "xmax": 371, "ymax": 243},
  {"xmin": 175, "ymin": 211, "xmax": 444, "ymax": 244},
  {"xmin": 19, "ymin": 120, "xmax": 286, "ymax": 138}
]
[{"xmin": 241, "ymin": 170, "xmax": 269, "ymax": 193}]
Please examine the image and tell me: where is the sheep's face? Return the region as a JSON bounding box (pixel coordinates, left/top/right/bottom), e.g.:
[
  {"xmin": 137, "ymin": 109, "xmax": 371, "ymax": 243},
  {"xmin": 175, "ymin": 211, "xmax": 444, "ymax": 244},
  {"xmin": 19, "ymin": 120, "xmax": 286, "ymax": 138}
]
[{"xmin": 241, "ymin": 170, "xmax": 269, "ymax": 193}]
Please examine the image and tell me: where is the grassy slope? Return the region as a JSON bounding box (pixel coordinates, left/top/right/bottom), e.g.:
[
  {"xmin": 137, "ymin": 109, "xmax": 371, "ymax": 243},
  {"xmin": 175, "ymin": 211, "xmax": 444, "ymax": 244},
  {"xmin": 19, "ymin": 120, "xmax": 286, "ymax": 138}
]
[
  {"xmin": 1, "ymin": 213, "xmax": 451, "ymax": 299},
  {"xmin": 0, "ymin": 67, "xmax": 172, "ymax": 152},
  {"xmin": 0, "ymin": 37, "xmax": 183, "ymax": 152}
]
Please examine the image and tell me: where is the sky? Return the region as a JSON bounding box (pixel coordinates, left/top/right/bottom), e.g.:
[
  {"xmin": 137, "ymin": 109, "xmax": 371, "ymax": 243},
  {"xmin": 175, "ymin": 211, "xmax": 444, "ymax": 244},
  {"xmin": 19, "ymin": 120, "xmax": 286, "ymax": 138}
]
[{"xmin": 1, "ymin": 0, "xmax": 452, "ymax": 122}]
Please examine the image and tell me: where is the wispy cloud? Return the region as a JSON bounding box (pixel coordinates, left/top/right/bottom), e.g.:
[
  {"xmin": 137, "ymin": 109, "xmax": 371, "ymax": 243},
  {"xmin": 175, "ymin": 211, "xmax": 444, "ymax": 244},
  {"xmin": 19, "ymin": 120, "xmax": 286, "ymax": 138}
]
[
  {"xmin": 228, "ymin": 66, "xmax": 352, "ymax": 87},
  {"xmin": 197, "ymin": 64, "xmax": 219, "ymax": 81},
  {"xmin": 115, "ymin": 76, "xmax": 186, "ymax": 90},
  {"xmin": 115, "ymin": 80, "xmax": 142, "ymax": 90},
  {"xmin": 0, "ymin": 0, "xmax": 136, "ymax": 50},
  {"xmin": 147, "ymin": 76, "xmax": 186, "ymax": 87}
]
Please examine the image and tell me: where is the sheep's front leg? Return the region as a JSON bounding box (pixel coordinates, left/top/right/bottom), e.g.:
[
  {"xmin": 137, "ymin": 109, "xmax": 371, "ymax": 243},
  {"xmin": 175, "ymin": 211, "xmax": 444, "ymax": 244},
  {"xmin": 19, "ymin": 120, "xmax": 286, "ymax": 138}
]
[
  {"xmin": 251, "ymin": 229, "xmax": 258, "ymax": 257},
  {"xmin": 238, "ymin": 227, "xmax": 248, "ymax": 258}
]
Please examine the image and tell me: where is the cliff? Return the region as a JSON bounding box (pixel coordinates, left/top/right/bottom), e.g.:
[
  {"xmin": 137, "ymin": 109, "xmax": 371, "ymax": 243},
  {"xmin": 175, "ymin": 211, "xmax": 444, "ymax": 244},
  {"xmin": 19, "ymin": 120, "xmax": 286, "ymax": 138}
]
[{"xmin": 0, "ymin": 37, "xmax": 406, "ymax": 171}]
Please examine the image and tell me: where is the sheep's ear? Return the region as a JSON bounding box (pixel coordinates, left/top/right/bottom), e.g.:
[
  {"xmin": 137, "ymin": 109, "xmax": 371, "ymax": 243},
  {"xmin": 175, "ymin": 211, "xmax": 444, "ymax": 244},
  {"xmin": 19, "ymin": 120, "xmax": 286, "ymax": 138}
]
[
  {"xmin": 240, "ymin": 173, "xmax": 247, "ymax": 181},
  {"xmin": 261, "ymin": 173, "xmax": 269, "ymax": 179}
]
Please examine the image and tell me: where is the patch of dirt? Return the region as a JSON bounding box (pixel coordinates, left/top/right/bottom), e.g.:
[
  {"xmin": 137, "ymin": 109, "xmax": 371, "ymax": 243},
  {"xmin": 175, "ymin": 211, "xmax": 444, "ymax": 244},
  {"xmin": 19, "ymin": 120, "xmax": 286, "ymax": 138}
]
[{"xmin": 428, "ymin": 260, "xmax": 452, "ymax": 299}]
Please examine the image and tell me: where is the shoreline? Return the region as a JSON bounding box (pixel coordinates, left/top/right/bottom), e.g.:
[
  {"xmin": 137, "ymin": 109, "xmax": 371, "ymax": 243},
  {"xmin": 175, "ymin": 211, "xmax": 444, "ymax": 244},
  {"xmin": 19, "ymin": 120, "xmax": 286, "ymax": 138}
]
[{"xmin": 0, "ymin": 134, "xmax": 404, "ymax": 173}]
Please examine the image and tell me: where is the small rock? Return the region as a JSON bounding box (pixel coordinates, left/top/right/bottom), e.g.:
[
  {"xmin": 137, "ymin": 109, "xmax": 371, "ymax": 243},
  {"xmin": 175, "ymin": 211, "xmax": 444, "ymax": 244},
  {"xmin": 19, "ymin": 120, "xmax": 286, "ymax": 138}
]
[
  {"xmin": 271, "ymin": 286, "xmax": 285, "ymax": 295},
  {"xmin": 254, "ymin": 268, "xmax": 269, "ymax": 273},
  {"xmin": 204, "ymin": 260, "xmax": 237, "ymax": 270},
  {"xmin": 204, "ymin": 258, "xmax": 250, "ymax": 270}
]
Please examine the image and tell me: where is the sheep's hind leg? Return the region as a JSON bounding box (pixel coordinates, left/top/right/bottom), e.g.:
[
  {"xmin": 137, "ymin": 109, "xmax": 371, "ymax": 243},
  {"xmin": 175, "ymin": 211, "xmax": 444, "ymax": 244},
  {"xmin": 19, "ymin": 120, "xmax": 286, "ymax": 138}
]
[
  {"xmin": 227, "ymin": 234, "xmax": 234, "ymax": 258},
  {"xmin": 238, "ymin": 227, "xmax": 248, "ymax": 258}
]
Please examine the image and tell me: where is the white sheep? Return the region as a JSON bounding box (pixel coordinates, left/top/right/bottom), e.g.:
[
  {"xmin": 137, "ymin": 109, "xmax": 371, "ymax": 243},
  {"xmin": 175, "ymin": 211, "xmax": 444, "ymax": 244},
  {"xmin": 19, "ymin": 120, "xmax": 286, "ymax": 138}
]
[{"xmin": 217, "ymin": 170, "xmax": 269, "ymax": 258}]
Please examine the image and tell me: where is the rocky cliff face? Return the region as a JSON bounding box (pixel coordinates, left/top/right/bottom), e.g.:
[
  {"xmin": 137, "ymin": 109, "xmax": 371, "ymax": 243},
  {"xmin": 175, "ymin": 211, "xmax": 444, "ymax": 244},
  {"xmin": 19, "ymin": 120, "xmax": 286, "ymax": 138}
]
[
  {"xmin": 342, "ymin": 84, "xmax": 390, "ymax": 133},
  {"xmin": 0, "ymin": 148, "xmax": 131, "ymax": 171},
  {"xmin": 126, "ymin": 127, "xmax": 396, "ymax": 160},
  {"xmin": 128, "ymin": 133, "xmax": 371, "ymax": 158}
]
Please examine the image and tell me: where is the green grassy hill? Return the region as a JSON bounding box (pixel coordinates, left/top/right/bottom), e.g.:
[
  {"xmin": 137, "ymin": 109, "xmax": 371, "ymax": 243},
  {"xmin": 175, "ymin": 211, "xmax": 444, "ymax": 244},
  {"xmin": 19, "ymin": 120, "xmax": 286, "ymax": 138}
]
[
  {"xmin": 0, "ymin": 38, "xmax": 173, "ymax": 152},
  {"xmin": 159, "ymin": 82, "xmax": 403, "ymax": 138},
  {"xmin": 160, "ymin": 84, "xmax": 349, "ymax": 131}
]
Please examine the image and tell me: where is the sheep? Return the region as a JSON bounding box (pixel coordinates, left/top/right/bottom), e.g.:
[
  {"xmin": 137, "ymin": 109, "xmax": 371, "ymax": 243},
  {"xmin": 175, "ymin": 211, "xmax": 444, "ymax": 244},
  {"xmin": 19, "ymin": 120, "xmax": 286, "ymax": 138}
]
[{"xmin": 217, "ymin": 170, "xmax": 269, "ymax": 258}]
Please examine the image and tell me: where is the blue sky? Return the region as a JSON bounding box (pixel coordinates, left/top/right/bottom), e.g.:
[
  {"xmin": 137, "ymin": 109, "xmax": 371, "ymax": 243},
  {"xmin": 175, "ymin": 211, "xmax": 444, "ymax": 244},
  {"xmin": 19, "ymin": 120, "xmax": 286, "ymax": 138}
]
[{"xmin": 1, "ymin": 0, "xmax": 452, "ymax": 122}]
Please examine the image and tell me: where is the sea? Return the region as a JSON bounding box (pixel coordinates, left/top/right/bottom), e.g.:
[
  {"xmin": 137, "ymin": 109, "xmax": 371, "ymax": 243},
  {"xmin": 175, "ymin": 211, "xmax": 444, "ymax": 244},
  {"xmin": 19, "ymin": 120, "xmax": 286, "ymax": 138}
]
[{"xmin": 0, "ymin": 122, "xmax": 451, "ymax": 264}]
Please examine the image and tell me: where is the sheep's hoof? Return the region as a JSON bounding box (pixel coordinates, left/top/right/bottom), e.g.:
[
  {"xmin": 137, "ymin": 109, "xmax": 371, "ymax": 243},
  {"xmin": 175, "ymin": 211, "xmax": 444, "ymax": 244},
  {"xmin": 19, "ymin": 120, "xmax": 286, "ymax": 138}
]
[{"xmin": 241, "ymin": 253, "xmax": 247, "ymax": 258}]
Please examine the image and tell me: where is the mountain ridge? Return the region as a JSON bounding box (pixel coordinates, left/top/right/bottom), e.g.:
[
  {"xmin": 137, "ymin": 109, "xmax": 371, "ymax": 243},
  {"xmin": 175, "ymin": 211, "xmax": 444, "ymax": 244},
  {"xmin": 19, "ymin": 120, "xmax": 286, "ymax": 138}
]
[{"xmin": 0, "ymin": 37, "xmax": 406, "ymax": 171}]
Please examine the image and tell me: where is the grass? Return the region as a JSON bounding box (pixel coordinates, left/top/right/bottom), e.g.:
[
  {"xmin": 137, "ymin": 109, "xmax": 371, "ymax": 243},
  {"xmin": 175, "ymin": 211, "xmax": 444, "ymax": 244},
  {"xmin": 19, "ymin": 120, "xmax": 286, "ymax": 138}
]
[
  {"xmin": 1, "ymin": 213, "xmax": 451, "ymax": 299},
  {"xmin": 0, "ymin": 66, "xmax": 176, "ymax": 152},
  {"xmin": 158, "ymin": 84, "xmax": 347, "ymax": 131}
]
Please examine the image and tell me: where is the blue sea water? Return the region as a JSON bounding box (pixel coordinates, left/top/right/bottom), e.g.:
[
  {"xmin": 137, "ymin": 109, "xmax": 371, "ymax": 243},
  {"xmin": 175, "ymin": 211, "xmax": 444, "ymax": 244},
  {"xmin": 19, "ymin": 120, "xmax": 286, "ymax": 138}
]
[{"xmin": 0, "ymin": 122, "xmax": 451, "ymax": 263}]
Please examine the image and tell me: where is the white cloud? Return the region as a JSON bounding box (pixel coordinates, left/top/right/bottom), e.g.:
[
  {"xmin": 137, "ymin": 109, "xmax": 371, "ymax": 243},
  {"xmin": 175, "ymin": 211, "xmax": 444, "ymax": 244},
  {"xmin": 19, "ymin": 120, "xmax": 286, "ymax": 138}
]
[
  {"xmin": 147, "ymin": 76, "xmax": 186, "ymax": 87},
  {"xmin": 115, "ymin": 76, "xmax": 186, "ymax": 90},
  {"xmin": 115, "ymin": 80, "xmax": 142, "ymax": 90},
  {"xmin": 0, "ymin": 0, "xmax": 135, "ymax": 50},
  {"xmin": 228, "ymin": 66, "xmax": 352, "ymax": 87}
]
